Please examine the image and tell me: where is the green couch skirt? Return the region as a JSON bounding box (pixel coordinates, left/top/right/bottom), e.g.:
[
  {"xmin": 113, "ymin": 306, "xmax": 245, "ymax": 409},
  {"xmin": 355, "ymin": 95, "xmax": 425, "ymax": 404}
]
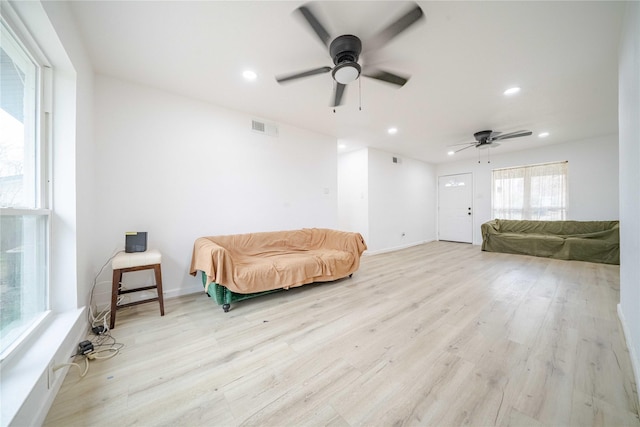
[{"xmin": 201, "ymin": 272, "xmax": 282, "ymax": 312}]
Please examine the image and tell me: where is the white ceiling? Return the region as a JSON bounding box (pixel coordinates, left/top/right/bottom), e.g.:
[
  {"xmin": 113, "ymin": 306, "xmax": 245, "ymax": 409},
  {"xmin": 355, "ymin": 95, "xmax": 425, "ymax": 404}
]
[{"xmin": 68, "ymin": 1, "xmax": 624, "ymax": 164}]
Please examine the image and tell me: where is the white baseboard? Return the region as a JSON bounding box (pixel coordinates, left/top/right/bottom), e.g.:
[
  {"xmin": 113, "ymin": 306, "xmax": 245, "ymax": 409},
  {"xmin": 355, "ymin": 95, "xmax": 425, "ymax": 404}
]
[
  {"xmin": 364, "ymin": 240, "xmax": 433, "ymax": 256},
  {"xmin": 163, "ymin": 283, "xmax": 203, "ymax": 298},
  {"xmin": 93, "ymin": 282, "xmax": 204, "ymax": 311},
  {"xmin": 617, "ymin": 303, "xmax": 640, "ymax": 409}
]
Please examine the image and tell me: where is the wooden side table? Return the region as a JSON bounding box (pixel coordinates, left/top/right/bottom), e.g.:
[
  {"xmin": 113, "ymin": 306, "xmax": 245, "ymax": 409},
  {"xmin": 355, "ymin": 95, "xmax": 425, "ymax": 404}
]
[{"xmin": 110, "ymin": 249, "xmax": 164, "ymax": 329}]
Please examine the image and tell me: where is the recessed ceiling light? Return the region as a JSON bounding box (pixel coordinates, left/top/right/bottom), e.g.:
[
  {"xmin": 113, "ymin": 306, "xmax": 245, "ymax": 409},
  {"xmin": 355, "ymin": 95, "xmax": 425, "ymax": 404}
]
[
  {"xmin": 538, "ymin": 132, "xmax": 550, "ymax": 138},
  {"xmin": 447, "ymin": 151, "xmax": 455, "ymax": 156},
  {"xmin": 242, "ymin": 70, "xmax": 257, "ymax": 81},
  {"xmin": 504, "ymin": 87, "xmax": 521, "ymax": 96},
  {"xmin": 387, "ymin": 127, "xmax": 398, "ymax": 135},
  {"xmin": 338, "ymin": 144, "xmax": 347, "ymax": 149}
]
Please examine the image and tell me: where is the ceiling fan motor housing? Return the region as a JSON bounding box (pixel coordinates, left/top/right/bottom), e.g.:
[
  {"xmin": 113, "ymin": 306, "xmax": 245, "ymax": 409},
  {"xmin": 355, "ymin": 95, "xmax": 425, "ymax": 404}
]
[
  {"xmin": 474, "ymin": 130, "xmax": 494, "ymax": 144},
  {"xmin": 330, "ymin": 35, "xmax": 362, "ymax": 65},
  {"xmin": 330, "ymin": 35, "xmax": 362, "ymax": 84}
]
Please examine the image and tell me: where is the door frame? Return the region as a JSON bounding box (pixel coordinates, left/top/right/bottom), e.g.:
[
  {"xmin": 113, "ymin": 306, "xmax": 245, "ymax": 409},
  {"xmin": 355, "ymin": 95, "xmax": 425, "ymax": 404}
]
[{"xmin": 437, "ymin": 172, "xmax": 474, "ymax": 244}]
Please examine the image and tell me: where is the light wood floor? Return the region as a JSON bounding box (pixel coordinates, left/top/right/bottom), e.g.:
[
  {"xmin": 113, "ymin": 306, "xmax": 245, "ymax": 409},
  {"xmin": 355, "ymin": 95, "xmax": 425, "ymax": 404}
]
[{"xmin": 45, "ymin": 241, "xmax": 639, "ymax": 426}]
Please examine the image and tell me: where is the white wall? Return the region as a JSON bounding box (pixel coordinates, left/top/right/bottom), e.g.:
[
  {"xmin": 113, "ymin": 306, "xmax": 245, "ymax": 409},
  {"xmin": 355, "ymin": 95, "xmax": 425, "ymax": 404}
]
[
  {"xmin": 338, "ymin": 148, "xmax": 369, "ymax": 243},
  {"xmin": 618, "ymin": 0, "xmax": 640, "ymax": 407},
  {"xmin": 436, "ymin": 134, "xmax": 619, "ymax": 244},
  {"xmin": 338, "ymin": 147, "xmax": 437, "ymax": 254},
  {"xmin": 40, "ymin": 0, "xmax": 96, "ymax": 312},
  {"xmin": 367, "ymin": 148, "xmax": 437, "ymax": 253},
  {"xmin": 92, "ymin": 75, "xmax": 338, "ymax": 302}
]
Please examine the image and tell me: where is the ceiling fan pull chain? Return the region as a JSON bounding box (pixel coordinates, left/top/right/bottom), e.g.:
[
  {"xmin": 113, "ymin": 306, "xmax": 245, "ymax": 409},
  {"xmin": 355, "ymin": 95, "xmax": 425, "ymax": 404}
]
[{"xmin": 359, "ymin": 77, "xmax": 362, "ymax": 111}]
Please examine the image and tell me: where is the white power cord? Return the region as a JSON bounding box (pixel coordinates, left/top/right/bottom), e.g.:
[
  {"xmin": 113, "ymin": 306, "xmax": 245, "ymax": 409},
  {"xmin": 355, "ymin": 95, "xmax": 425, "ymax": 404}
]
[
  {"xmin": 54, "ymin": 358, "xmax": 90, "ymax": 378},
  {"xmin": 87, "ymin": 249, "xmax": 124, "ymax": 332}
]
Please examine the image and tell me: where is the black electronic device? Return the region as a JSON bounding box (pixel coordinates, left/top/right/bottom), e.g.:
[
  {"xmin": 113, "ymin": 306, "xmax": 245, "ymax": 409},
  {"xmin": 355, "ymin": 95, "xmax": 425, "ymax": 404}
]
[
  {"xmin": 125, "ymin": 231, "xmax": 147, "ymax": 253},
  {"xmin": 78, "ymin": 340, "xmax": 94, "ymax": 355}
]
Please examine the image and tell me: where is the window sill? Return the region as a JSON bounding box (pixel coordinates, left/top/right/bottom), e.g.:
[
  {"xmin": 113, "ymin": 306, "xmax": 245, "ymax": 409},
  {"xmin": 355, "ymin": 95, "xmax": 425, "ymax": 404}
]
[
  {"xmin": 0, "ymin": 307, "xmax": 86, "ymax": 426},
  {"xmin": 1, "ymin": 311, "xmax": 52, "ymax": 364}
]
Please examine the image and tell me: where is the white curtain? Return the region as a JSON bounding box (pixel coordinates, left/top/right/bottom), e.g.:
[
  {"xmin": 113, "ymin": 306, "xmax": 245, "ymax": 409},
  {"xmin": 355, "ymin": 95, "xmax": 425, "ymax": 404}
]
[{"xmin": 492, "ymin": 161, "xmax": 568, "ymax": 220}]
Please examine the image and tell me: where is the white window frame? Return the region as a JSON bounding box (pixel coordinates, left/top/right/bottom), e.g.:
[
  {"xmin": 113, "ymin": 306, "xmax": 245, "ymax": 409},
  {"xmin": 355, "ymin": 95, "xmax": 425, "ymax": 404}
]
[
  {"xmin": 0, "ymin": 8, "xmax": 52, "ymax": 361},
  {"xmin": 491, "ymin": 161, "xmax": 568, "ymax": 221}
]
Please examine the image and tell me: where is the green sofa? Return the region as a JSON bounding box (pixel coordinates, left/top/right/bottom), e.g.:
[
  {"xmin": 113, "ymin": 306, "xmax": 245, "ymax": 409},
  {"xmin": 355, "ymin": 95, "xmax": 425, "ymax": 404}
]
[{"xmin": 481, "ymin": 219, "xmax": 620, "ymax": 264}]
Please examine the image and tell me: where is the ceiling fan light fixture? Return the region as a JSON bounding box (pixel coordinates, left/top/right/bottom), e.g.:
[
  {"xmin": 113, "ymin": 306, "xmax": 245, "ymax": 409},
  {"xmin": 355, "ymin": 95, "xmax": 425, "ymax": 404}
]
[{"xmin": 332, "ymin": 62, "xmax": 361, "ymax": 85}]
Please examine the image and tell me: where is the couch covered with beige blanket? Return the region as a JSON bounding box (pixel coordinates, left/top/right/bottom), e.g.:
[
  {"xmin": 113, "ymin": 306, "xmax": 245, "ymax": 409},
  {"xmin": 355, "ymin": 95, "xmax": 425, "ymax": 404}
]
[
  {"xmin": 189, "ymin": 228, "xmax": 367, "ymax": 311},
  {"xmin": 481, "ymin": 219, "xmax": 619, "ymax": 264}
]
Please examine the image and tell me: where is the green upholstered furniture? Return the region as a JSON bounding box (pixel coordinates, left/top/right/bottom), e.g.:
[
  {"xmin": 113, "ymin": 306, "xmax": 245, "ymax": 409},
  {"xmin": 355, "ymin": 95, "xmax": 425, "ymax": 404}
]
[
  {"xmin": 200, "ymin": 272, "xmax": 283, "ymax": 311},
  {"xmin": 481, "ymin": 219, "xmax": 619, "ymax": 264}
]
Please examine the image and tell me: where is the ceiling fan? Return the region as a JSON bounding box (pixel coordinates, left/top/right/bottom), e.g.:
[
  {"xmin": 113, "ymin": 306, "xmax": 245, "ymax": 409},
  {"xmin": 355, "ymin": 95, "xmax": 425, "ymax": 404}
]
[
  {"xmin": 452, "ymin": 129, "xmax": 533, "ymax": 153},
  {"xmin": 275, "ymin": 2, "xmax": 425, "ymax": 107}
]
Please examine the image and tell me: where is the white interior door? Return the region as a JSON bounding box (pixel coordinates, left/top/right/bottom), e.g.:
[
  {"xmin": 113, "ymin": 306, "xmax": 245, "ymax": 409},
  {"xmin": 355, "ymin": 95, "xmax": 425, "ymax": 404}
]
[{"xmin": 438, "ymin": 173, "xmax": 473, "ymax": 243}]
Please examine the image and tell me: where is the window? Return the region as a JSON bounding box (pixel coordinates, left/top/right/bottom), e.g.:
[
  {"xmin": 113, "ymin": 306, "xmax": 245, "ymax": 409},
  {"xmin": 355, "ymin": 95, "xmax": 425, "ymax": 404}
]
[
  {"xmin": 0, "ymin": 16, "xmax": 49, "ymax": 357},
  {"xmin": 492, "ymin": 161, "xmax": 568, "ymax": 220}
]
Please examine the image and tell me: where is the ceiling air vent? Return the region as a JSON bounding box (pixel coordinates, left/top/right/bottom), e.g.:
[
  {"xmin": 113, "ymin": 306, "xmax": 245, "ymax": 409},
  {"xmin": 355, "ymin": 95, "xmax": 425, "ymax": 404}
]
[{"xmin": 252, "ymin": 119, "xmax": 279, "ymax": 137}]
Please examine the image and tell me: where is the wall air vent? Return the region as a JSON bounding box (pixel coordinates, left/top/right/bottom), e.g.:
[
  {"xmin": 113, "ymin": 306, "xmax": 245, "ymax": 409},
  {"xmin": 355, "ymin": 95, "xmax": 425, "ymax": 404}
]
[
  {"xmin": 252, "ymin": 119, "xmax": 279, "ymax": 137},
  {"xmin": 252, "ymin": 120, "xmax": 265, "ymax": 132}
]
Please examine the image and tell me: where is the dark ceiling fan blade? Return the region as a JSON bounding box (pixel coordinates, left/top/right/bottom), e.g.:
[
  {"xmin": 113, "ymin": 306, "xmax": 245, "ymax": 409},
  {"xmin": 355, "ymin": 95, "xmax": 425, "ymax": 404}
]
[
  {"xmin": 455, "ymin": 144, "xmax": 477, "ymax": 153},
  {"xmin": 296, "ymin": 5, "xmax": 332, "ymax": 47},
  {"xmin": 493, "ymin": 130, "xmax": 533, "ymax": 141},
  {"xmin": 331, "ymin": 82, "xmax": 347, "ymax": 107},
  {"xmin": 363, "ymin": 69, "xmax": 409, "ymax": 87},
  {"xmin": 368, "ymin": 4, "xmax": 424, "ymax": 51},
  {"xmin": 276, "ymin": 66, "xmax": 332, "ymax": 84},
  {"xmin": 449, "ymin": 141, "xmax": 477, "ymax": 146}
]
